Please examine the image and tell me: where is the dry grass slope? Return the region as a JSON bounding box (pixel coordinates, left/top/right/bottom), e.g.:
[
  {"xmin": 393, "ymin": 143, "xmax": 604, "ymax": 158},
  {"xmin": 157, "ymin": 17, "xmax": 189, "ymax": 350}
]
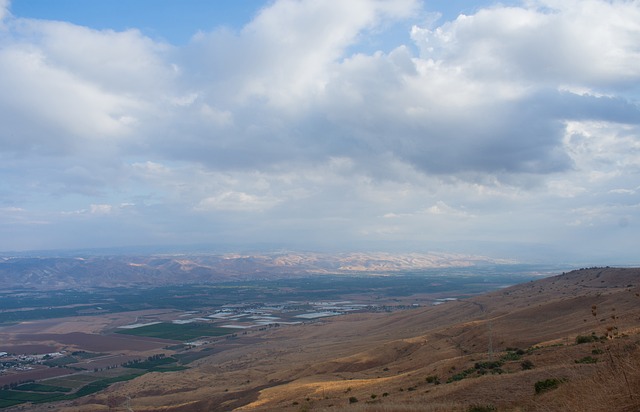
[{"xmin": 37, "ymin": 267, "xmax": 640, "ymax": 412}]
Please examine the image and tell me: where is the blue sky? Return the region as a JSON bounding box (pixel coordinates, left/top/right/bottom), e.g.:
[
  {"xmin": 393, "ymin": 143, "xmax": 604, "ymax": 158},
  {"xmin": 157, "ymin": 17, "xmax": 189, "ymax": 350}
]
[
  {"xmin": 10, "ymin": 1, "xmax": 518, "ymax": 44},
  {"xmin": 10, "ymin": 0, "xmax": 267, "ymax": 44},
  {"xmin": 1, "ymin": 0, "xmax": 639, "ymax": 263}
]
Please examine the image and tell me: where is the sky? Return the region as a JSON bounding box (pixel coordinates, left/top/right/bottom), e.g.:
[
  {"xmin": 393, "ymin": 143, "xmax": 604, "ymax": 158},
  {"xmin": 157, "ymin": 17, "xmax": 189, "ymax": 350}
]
[{"xmin": 0, "ymin": 0, "xmax": 639, "ymax": 263}]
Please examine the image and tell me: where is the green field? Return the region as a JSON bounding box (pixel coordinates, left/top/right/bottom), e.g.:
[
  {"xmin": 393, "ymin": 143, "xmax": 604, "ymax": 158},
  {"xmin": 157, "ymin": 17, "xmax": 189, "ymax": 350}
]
[
  {"xmin": 0, "ymin": 265, "xmax": 556, "ymax": 409},
  {"xmin": 116, "ymin": 322, "xmax": 232, "ymax": 341},
  {"xmin": 14, "ymin": 383, "xmax": 72, "ymax": 393},
  {"xmin": 72, "ymin": 351, "xmax": 106, "ymax": 359},
  {"xmin": 0, "ymin": 357, "xmax": 191, "ymax": 408},
  {"xmin": 0, "ymin": 399, "xmax": 22, "ymax": 408},
  {"xmin": 43, "ymin": 355, "xmax": 80, "ymax": 367},
  {"xmin": 0, "ymin": 266, "xmax": 552, "ymax": 325},
  {"xmin": 0, "ymin": 389, "xmax": 65, "ymax": 403},
  {"xmin": 0, "ymin": 372, "xmax": 148, "ymax": 409}
]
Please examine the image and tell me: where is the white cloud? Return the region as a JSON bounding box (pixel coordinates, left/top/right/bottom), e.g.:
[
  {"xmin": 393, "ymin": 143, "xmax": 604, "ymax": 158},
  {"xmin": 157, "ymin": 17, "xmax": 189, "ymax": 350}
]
[
  {"xmin": 609, "ymin": 188, "xmax": 636, "ymax": 195},
  {"xmin": 183, "ymin": 0, "xmax": 419, "ymax": 109},
  {"xmin": 1, "ymin": 0, "xmax": 639, "ymax": 261},
  {"xmin": 90, "ymin": 204, "xmax": 113, "ymax": 215},
  {"xmin": 0, "ymin": 46, "xmax": 141, "ymax": 154},
  {"xmin": 0, "ymin": 0, "xmax": 8, "ymax": 22},
  {"xmin": 196, "ymin": 191, "xmax": 279, "ymax": 212},
  {"xmin": 411, "ymin": 0, "xmax": 640, "ymax": 87},
  {"xmin": 564, "ymin": 121, "xmax": 640, "ymax": 178},
  {"xmin": 425, "ymin": 201, "xmax": 474, "ymax": 218},
  {"xmin": 199, "ymin": 104, "xmax": 233, "ymax": 126},
  {"xmin": 29, "ymin": 20, "xmax": 175, "ymax": 95}
]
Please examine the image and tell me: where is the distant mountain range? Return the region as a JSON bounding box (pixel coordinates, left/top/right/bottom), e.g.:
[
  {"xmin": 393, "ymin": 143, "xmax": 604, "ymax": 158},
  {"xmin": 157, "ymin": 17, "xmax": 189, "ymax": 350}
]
[{"xmin": 0, "ymin": 251, "xmax": 516, "ymax": 289}]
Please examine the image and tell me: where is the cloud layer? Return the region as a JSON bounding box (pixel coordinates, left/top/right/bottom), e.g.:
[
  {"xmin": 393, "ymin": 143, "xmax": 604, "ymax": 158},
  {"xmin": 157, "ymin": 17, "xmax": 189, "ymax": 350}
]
[{"xmin": 1, "ymin": 0, "xmax": 639, "ymax": 262}]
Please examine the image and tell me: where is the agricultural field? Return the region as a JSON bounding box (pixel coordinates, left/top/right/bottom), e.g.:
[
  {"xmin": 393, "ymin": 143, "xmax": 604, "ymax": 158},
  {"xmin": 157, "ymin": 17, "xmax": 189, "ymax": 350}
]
[
  {"xmin": 116, "ymin": 322, "xmax": 232, "ymax": 341},
  {"xmin": 0, "ymin": 265, "xmax": 556, "ymax": 409},
  {"xmin": 0, "ymin": 265, "xmax": 549, "ymax": 325},
  {"xmin": 0, "ymin": 356, "xmax": 184, "ymax": 408}
]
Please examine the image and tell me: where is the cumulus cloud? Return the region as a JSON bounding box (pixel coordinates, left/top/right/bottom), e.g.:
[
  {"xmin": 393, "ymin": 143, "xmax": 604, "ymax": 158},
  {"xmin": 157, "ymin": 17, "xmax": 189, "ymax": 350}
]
[
  {"xmin": 133, "ymin": 0, "xmax": 640, "ymax": 182},
  {"xmin": 1, "ymin": 0, "xmax": 639, "ymax": 260},
  {"xmin": 184, "ymin": 0, "xmax": 418, "ymax": 105},
  {"xmin": 412, "ymin": 0, "xmax": 640, "ymax": 87}
]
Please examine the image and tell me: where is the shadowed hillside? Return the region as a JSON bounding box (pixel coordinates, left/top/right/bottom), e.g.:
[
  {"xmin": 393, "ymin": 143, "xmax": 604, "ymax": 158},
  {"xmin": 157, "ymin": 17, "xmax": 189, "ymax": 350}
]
[{"xmin": 35, "ymin": 267, "xmax": 640, "ymax": 411}]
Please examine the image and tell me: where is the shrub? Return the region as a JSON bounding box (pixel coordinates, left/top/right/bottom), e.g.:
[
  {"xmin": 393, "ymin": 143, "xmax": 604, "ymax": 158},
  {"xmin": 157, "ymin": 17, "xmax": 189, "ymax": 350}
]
[
  {"xmin": 575, "ymin": 356, "xmax": 598, "ymax": 364},
  {"xmin": 474, "ymin": 361, "xmax": 503, "ymax": 370},
  {"xmin": 447, "ymin": 371, "xmax": 469, "ymax": 383},
  {"xmin": 501, "ymin": 351, "xmax": 522, "ymax": 361},
  {"xmin": 575, "ymin": 334, "xmax": 598, "ymax": 344},
  {"xmin": 474, "ymin": 361, "xmax": 504, "ymax": 376},
  {"xmin": 535, "ymin": 378, "xmax": 563, "ymax": 394},
  {"xmin": 348, "ymin": 396, "xmax": 358, "ymax": 404},
  {"xmin": 468, "ymin": 405, "xmax": 497, "ymax": 412},
  {"xmin": 521, "ymin": 359, "xmax": 534, "ymax": 370},
  {"xmin": 425, "ymin": 375, "xmax": 440, "ymax": 384}
]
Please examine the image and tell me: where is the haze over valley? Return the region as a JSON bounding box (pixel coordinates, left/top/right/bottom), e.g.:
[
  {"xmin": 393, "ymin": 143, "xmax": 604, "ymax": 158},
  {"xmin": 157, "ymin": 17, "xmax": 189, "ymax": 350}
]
[
  {"xmin": 1, "ymin": 0, "xmax": 640, "ymax": 410},
  {"xmin": 1, "ymin": 257, "xmax": 639, "ymax": 411}
]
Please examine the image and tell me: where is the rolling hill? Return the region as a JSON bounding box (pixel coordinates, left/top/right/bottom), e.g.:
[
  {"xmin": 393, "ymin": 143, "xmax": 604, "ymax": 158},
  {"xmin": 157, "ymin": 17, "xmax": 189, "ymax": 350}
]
[{"xmin": 33, "ymin": 267, "xmax": 640, "ymax": 411}]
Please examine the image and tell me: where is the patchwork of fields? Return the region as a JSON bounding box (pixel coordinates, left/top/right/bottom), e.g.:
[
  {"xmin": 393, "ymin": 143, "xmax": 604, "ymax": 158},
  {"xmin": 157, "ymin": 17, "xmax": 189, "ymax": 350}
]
[{"xmin": 0, "ymin": 266, "xmax": 551, "ymax": 409}]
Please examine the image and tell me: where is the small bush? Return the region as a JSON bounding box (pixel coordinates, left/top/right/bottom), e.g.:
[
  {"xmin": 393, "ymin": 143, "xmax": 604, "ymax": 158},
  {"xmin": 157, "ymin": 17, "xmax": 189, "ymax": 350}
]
[
  {"xmin": 468, "ymin": 404, "xmax": 497, "ymax": 412},
  {"xmin": 501, "ymin": 351, "xmax": 522, "ymax": 361},
  {"xmin": 535, "ymin": 378, "xmax": 563, "ymax": 394},
  {"xmin": 348, "ymin": 396, "xmax": 358, "ymax": 404},
  {"xmin": 425, "ymin": 375, "xmax": 439, "ymax": 384},
  {"xmin": 575, "ymin": 356, "xmax": 598, "ymax": 364},
  {"xmin": 521, "ymin": 359, "xmax": 534, "ymax": 370},
  {"xmin": 447, "ymin": 371, "xmax": 469, "ymax": 383},
  {"xmin": 474, "ymin": 361, "xmax": 503, "ymax": 370},
  {"xmin": 575, "ymin": 334, "xmax": 598, "ymax": 344}
]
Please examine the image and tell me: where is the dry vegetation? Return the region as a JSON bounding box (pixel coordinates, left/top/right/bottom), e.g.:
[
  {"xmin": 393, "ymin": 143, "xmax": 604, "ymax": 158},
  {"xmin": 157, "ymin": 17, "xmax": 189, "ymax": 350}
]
[{"xmin": 19, "ymin": 267, "xmax": 640, "ymax": 411}]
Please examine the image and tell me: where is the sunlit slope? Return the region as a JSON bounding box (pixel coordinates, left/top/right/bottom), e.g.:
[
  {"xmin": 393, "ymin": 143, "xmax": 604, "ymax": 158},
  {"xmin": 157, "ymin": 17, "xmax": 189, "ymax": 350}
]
[{"xmin": 51, "ymin": 267, "xmax": 640, "ymax": 412}]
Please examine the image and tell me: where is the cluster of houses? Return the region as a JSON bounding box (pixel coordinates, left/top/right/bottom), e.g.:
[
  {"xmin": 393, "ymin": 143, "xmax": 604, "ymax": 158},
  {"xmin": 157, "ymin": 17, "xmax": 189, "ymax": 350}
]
[{"xmin": 0, "ymin": 351, "xmax": 66, "ymax": 374}]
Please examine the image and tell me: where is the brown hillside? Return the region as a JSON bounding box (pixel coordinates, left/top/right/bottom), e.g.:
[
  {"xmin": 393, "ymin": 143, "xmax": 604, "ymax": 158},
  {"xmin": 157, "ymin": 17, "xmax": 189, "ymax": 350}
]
[{"xmin": 46, "ymin": 267, "xmax": 640, "ymax": 412}]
